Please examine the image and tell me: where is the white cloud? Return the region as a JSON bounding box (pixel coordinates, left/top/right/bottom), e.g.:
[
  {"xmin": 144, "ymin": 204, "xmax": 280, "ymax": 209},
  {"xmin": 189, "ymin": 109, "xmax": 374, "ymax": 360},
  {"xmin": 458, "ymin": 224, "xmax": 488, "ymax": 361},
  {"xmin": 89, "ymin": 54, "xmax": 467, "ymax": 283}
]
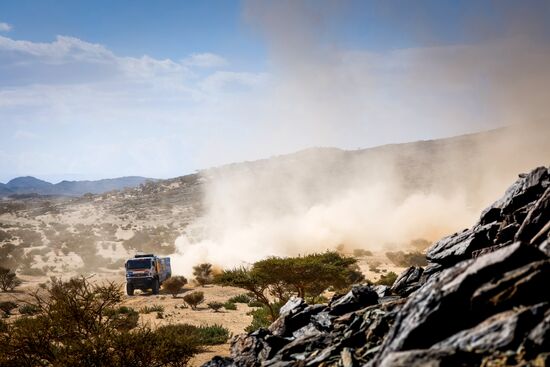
[
  {"xmin": 182, "ymin": 53, "xmax": 227, "ymax": 68},
  {"xmin": 199, "ymin": 71, "xmax": 268, "ymax": 93},
  {"xmin": 0, "ymin": 22, "xmax": 12, "ymax": 32}
]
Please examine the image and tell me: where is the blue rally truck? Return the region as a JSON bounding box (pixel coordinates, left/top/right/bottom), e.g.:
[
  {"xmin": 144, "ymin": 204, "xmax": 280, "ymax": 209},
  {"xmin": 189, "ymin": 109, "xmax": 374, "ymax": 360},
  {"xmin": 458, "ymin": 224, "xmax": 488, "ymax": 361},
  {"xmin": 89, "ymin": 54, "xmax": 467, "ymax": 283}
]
[{"xmin": 125, "ymin": 254, "xmax": 171, "ymax": 295}]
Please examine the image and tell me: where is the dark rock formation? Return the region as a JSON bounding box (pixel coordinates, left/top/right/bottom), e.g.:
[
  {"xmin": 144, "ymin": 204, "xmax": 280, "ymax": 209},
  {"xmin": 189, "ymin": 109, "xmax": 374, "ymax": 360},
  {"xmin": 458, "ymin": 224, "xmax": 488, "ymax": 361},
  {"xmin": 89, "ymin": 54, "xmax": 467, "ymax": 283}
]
[{"xmin": 202, "ymin": 166, "xmax": 550, "ymax": 367}]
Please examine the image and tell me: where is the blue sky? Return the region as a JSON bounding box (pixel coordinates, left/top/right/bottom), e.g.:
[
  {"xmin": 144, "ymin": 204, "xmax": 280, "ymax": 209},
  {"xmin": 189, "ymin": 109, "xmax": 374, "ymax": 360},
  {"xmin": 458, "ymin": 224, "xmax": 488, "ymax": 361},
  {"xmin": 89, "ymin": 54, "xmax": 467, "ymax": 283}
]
[{"xmin": 0, "ymin": 0, "xmax": 549, "ymax": 182}]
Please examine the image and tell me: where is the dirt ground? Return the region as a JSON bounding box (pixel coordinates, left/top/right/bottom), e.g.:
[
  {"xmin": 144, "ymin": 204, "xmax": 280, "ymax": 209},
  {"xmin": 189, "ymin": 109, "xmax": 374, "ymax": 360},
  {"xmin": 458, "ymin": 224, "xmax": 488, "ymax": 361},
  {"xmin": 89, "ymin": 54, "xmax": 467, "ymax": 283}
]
[{"xmin": 1, "ymin": 251, "xmax": 405, "ymax": 366}]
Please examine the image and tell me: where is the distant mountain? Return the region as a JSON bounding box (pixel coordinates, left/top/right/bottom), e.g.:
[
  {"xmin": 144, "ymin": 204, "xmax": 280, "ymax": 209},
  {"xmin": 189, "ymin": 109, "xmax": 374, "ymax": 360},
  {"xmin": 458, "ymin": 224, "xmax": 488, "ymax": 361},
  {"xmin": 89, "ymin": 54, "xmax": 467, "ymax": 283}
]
[{"xmin": 0, "ymin": 176, "xmax": 154, "ymax": 197}]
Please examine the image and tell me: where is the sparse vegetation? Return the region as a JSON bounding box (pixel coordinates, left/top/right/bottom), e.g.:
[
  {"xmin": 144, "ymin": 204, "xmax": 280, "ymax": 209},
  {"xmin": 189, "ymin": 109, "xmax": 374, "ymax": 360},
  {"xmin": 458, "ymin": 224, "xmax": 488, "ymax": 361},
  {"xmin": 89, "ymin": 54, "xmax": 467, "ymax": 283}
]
[
  {"xmin": 368, "ymin": 259, "xmax": 382, "ymax": 273},
  {"xmin": 0, "ymin": 267, "xmax": 21, "ymax": 292},
  {"xmin": 0, "ymin": 276, "xmax": 210, "ymax": 366},
  {"xmin": 223, "ymin": 301, "xmax": 237, "ymax": 310},
  {"xmin": 162, "ymin": 275, "xmax": 188, "ymax": 298},
  {"xmin": 228, "ymin": 293, "xmax": 252, "ymax": 304},
  {"xmin": 193, "ymin": 263, "xmax": 213, "ymax": 286},
  {"xmin": 207, "ymin": 301, "xmax": 224, "ymax": 312},
  {"xmin": 183, "ymin": 291, "xmax": 205, "ymax": 310},
  {"xmin": 139, "ymin": 304, "xmax": 165, "ymax": 314},
  {"xmin": 216, "ymin": 252, "xmax": 364, "ymax": 323},
  {"xmin": 376, "ymin": 271, "xmax": 398, "ymax": 286},
  {"xmin": 18, "ymin": 304, "xmax": 40, "ymax": 316},
  {"xmin": 385, "ymin": 251, "xmax": 427, "ymax": 267}
]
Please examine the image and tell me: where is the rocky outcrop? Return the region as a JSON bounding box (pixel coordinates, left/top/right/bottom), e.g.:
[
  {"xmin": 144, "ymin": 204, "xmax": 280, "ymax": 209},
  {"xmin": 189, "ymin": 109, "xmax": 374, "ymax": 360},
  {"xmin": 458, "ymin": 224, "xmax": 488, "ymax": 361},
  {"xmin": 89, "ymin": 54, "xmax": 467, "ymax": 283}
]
[{"xmin": 202, "ymin": 166, "xmax": 550, "ymax": 367}]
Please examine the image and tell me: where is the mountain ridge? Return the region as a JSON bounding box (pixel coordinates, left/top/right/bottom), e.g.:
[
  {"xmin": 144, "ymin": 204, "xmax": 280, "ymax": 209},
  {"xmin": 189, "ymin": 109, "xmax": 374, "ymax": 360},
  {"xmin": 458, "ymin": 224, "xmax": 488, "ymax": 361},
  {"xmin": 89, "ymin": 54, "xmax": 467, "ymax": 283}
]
[{"xmin": 0, "ymin": 175, "xmax": 155, "ymax": 197}]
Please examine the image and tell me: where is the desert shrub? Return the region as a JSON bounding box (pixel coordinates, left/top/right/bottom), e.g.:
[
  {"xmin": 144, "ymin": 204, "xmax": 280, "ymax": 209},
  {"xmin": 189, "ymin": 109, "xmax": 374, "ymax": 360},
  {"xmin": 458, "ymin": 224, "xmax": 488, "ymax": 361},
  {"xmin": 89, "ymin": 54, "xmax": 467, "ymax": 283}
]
[
  {"xmin": 385, "ymin": 251, "xmax": 427, "ymax": 267},
  {"xmin": 245, "ymin": 303, "xmax": 283, "ymax": 333},
  {"xmin": 0, "ymin": 277, "xmax": 205, "ymax": 366},
  {"xmin": 353, "ymin": 249, "xmax": 373, "ymax": 257},
  {"xmin": 19, "ymin": 304, "xmax": 40, "ymax": 315},
  {"xmin": 139, "ymin": 304, "xmax": 164, "ymax": 314},
  {"xmin": 0, "ymin": 267, "xmax": 21, "ymax": 292},
  {"xmin": 216, "ymin": 252, "xmax": 364, "ymax": 322},
  {"xmin": 247, "ymin": 299, "xmax": 264, "ymax": 308},
  {"xmin": 183, "ymin": 291, "xmax": 205, "ymax": 310},
  {"xmin": 228, "ymin": 293, "xmax": 251, "ymax": 304},
  {"xmin": 162, "ymin": 276, "xmax": 188, "ymax": 297},
  {"xmin": 376, "ymin": 271, "xmax": 398, "ymax": 287},
  {"xmin": 193, "ymin": 263, "xmax": 213, "ymax": 286},
  {"xmin": 194, "ymin": 324, "xmax": 230, "ymax": 345},
  {"xmin": 105, "ymin": 306, "xmax": 139, "ymax": 331},
  {"xmin": 223, "ymin": 301, "xmax": 237, "ymax": 310},
  {"xmin": 0, "ymin": 301, "xmax": 17, "ymax": 317},
  {"xmin": 156, "ymin": 324, "xmax": 230, "ymax": 346},
  {"xmin": 207, "ymin": 301, "xmax": 224, "ymax": 312}
]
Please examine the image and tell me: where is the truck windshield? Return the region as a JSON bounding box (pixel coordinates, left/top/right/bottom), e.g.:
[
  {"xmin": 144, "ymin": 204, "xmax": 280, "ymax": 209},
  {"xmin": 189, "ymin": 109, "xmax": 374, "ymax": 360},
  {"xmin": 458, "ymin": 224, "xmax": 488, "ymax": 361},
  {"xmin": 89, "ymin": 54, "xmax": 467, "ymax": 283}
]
[{"xmin": 126, "ymin": 259, "xmax": 152, "ymax": 270}]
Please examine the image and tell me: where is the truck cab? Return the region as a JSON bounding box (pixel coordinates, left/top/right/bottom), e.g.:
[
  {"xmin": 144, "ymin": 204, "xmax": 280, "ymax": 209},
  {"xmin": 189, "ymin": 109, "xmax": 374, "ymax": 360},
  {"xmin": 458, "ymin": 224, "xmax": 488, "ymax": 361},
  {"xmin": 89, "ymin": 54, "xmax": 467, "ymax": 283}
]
[{"xmin": 125, "ymin": 253, "xmax": 171, "ymax": 295}]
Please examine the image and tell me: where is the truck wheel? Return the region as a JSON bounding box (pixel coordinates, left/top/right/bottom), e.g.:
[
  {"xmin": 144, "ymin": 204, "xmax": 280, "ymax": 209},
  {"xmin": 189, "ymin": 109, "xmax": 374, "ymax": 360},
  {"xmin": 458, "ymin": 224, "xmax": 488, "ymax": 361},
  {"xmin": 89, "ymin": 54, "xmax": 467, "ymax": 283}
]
[
  {"xmin": 126, "ymin": 283, "xmax": 134, "ymax": 296},
  {"xmin": 152, "ymin": 279, "xmax": 160, "ymax": 295}
]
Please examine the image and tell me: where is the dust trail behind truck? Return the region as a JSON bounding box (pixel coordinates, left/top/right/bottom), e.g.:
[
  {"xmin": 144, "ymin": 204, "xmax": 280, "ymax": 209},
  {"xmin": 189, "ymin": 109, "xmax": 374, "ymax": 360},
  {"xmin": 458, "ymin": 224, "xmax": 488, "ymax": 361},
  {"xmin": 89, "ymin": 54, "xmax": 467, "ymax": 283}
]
[{"xmin": 125, "ymin": 253, "xmax": 171, "ymax": 295}]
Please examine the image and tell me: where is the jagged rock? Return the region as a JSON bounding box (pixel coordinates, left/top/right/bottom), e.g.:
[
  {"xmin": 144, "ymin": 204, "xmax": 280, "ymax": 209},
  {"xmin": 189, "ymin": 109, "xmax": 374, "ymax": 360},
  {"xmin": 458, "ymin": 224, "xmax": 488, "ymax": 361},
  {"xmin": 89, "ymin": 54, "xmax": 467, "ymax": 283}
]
[
  {"xmin": 482, "ymin": 167, "xmax": 549, "ymax": 220},
  {"xmin": 433, "ymin": 303, "xmax": 548, "ymax": 352},
  {"xmin": 471, "ymin": 259, "xmax": 550, "ymax": 313},
  {"xmin": 373, "ymin": 285, "xmax": 390, "ymax": 298},
  {"xmin": 201, "ymin": 356, "xmax": 235, "ymax": 367},
  {"xmin": 516, "ymin": 187, "xmax": 550, "ymax": 244},
  {"xmin": 374, "ymin": 242, "xmax": 547, "ymax": 364},
  {"xmin": 269, "ymin": 300, "xmax": 324, "ymax": 337},
  {"xmin": 391, "ymin": 266, "xmax": 423, "ymax": 296},
  {"xmin": 426, "ymin": 222, "xmax": 499, "ymax": 265},
  {"xmin": 523, "ymin": 309, "xmax": 550, "ymax": 357},
  {"xmin": 328, "ymin": 284, "xmax": 378, "ymax": 316},
  {"xmin": 378, "ymin": 349, "xmax": 481, "ymax": 367}
]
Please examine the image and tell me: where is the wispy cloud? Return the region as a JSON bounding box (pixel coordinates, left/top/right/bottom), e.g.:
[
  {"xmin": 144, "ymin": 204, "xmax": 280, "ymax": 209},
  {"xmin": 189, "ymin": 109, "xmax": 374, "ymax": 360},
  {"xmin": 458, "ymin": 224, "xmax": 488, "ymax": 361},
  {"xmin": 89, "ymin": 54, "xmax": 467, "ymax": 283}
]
[
  {"xmin": 0, "ymin": 22, "xmax": 12, "ymax": 32},
  {"xmin": 182, "ymin": 53, "xmax": 227, "ymax": 68}
]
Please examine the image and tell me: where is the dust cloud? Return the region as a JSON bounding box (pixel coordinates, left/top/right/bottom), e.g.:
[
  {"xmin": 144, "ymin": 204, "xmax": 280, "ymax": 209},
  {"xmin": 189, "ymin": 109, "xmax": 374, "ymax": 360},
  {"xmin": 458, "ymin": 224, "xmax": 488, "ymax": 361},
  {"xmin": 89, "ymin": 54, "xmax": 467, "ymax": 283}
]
[{"xmin": 171, "ymin": 1, "xmax": 550, "ymax": 275}]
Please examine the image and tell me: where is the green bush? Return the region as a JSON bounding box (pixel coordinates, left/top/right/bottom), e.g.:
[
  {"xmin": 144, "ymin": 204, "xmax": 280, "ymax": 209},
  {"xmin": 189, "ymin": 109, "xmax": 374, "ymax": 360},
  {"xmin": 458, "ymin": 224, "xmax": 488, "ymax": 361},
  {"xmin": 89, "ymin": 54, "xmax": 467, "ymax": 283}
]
[
  {"xmin": 0, "ymin": 277, "xmax": 205, "ymax": 366},
  {"xmin": 207, "ymin": 301, "xmax": 224, "ymax": 312},
  {"xmin": 228, "ymin": 294, "xmax": 251, "ymax": 304},
  {"xmin": 139, "ymin": 304, "xmax": 164, "ymax": 314},
  {"xmin": 0, "ymin": 267, "xmax": 21, "ymax": 292},
  {"xmin": 19, "ymin": 304, "xmax": 40, "ymax": 316},
  {"xmin": 183, "ymin": 291, "xmax": 204, "ymax": 310},
  {"xmin": 376, "ymin": 271, "xmax": 398, "ymax": 287},
  {"xmin": 105, "ymin": 306, "xmax": 139, "ymax": 331},
  {"xmin": 223, "ymin": 302, "xmax": 237, "ymax": 310},
  {"xmin": 245, "ymin": 303, "xmax": 282, "ymax": 333},
  {"xmin": 156, "ymin": 324, "xmax": 230, "ymax": 346}
]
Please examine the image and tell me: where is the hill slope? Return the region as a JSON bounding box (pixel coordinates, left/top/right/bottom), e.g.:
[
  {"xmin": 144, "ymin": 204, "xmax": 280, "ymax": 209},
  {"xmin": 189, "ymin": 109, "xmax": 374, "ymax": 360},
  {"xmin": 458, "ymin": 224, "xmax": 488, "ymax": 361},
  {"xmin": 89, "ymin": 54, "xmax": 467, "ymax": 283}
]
[{"xmin": 0, "ymin": 123, "xmax": 548, "ymax": 276}]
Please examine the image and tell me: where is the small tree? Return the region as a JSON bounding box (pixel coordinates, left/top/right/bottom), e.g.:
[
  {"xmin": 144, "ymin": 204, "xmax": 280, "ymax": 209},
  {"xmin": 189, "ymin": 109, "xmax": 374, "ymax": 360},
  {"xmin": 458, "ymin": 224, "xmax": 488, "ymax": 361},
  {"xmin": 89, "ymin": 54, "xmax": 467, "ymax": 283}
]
[
  {"xmin": 0, "ymin": 267, "xmax": 22, "ymax": 292},
  {"xmin": 193, "ymin": 263, "xmax": 213, "ymax": 286},
  {"xmin": 183, "ymin": 291, "xmax": 205, "ymax": 310},
  {"xmin": 207, "ymin": 301, "xmax": 223, "ymax": 312},
  {"xmin": 162, "ymin": 276, "xmax": 187, "ymax": 298}
]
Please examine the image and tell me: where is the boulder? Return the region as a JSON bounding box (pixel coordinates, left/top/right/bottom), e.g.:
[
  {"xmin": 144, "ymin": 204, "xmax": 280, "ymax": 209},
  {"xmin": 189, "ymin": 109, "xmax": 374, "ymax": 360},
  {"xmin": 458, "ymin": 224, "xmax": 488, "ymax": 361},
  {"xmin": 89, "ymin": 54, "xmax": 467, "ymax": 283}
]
[
  {"xmin": 374, "ymin": 242, "xmax": 546, "ymax": 364},
  {"xmin": 328, "ymin": 285, "xmax": 378, "ymax": 316}
]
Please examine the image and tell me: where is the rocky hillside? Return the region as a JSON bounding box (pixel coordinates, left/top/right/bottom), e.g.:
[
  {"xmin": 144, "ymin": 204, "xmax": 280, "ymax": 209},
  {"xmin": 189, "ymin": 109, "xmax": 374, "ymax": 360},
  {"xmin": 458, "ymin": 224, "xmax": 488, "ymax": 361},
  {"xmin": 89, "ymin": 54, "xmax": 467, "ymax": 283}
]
[
  {"xmin": 204, "ymin": 166, "xmax": 550, "ymax": 366},
  {"xmin": 0, "ymin": 124, "xmax": 548, "ymax": 276}
]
